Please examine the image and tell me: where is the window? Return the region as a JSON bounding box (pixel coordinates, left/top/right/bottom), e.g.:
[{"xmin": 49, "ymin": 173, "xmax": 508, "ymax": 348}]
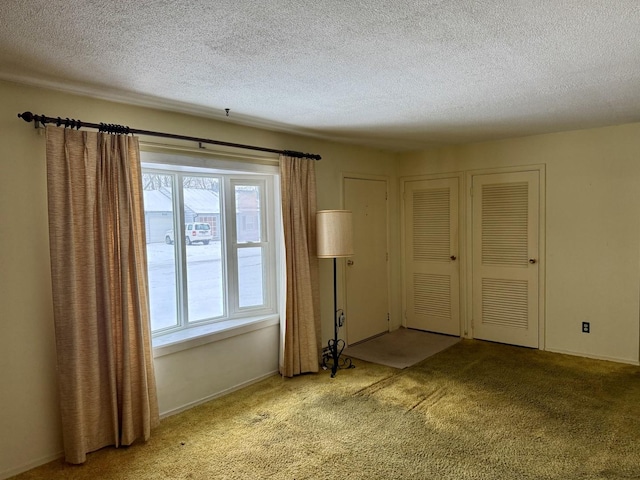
[{"xmin": 141, "ymin": 154, "xmax": 277, "ymax": 343}]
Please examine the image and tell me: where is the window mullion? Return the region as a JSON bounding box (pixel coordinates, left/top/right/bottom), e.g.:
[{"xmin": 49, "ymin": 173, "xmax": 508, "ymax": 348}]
[
  {"xmin": 224, "ymin": 176, "xmax": 239, "ymax": 315},
  {"xmin": 174, "ymin": 173, "xmax": 189, "ymax": 327}
]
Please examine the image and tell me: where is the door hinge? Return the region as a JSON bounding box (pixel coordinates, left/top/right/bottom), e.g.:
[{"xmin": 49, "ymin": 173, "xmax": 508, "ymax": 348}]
[{"xmin": 387, "ymin": 313, "xmax": 390, "ymax": 322}]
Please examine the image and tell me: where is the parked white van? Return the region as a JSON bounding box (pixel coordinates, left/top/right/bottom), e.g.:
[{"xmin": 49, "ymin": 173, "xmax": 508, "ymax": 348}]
[{"xmin": 165, "ymin": 222, "xmax": 213, "ymax": 245}]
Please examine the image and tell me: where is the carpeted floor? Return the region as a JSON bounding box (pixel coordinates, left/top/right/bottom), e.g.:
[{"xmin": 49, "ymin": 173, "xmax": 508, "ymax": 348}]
[
  {"xmin": 343, "ymin": 327, "xmax": 460, "ymax": 368},
  {"xmin": 11, "ymin": 340, "xmax": 640, "ymax": 479}
]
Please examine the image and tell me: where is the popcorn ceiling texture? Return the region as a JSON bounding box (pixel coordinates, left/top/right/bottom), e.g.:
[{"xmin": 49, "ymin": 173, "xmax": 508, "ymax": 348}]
[{"xmin": 1, "ymin": 0, "xmax": 639, "ymax": 149}]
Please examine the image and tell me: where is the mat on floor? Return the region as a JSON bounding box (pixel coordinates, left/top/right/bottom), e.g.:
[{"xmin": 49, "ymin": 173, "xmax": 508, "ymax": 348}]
[{"xmin": 343, "ymin": 328, "xmax": 460, "ymax": 369}]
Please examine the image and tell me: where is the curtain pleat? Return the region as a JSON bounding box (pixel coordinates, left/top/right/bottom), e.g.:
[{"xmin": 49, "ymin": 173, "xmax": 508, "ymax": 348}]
[
  {"xmin": 279, "ymin": 155, "xmax": 321, "ymax": 377},
  {"xmin": 45, "ymin": 126, "xmax": 159, "ymax": 464}
]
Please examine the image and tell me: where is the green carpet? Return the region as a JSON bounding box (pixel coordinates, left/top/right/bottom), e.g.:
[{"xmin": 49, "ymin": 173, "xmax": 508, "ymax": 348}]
[{"xmin": 12, "ymin": 340, "xmax": 640, "ymax": 479}]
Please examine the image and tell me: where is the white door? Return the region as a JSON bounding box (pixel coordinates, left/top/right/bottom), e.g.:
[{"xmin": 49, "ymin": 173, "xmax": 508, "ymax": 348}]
[
  {"xmin": 344, "ymin": 177, "xmax": 389, "ymax": 344},
  {"xmin": 472, "ymin": 171, "xmax": 539, "ymax": 348},
  {"xmin": 404, "ymin": 178, "xmax": 460, "ymax": 335}
]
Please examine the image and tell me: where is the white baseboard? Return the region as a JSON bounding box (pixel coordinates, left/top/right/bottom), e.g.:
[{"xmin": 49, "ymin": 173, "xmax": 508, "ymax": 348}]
[
  {"xmin": 545, "ymin": 347, "xmax": 640, "ymax": 366},
  {"xmin": 1, "ymin": 450, "xmax": 64, "ymax": 480},
  {"xmin": 159, "ymin": 370, "xmax": 279, "ymax": 419}
]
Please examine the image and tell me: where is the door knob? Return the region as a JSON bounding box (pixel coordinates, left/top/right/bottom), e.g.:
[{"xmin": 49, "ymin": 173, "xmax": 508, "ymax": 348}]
[
  {"xmin": 529, "ymin": 259, "xmax": 537, "ymax": 264},
  {"xmin": 450, "ymin": 255, "xmax": 457, "ymax": 261},
  {"xmin": 347, "ymin": 259, "xmax": 354, "ymax": 266}
]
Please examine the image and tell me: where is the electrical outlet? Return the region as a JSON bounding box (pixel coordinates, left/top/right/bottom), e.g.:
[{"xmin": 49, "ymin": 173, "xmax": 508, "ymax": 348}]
[{"xmin": 582, "ymin": 322, "xmax": 590, "ymax": 333}]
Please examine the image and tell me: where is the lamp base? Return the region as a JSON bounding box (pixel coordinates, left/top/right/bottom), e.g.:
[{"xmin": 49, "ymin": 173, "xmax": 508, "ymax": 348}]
[
  {"xmin": 321, "ymin": 337, "xmax": 354, "ymax": 378},
  {"xmin": 321, "ymin": 257, "xmax": 355, "ymax": 377}
]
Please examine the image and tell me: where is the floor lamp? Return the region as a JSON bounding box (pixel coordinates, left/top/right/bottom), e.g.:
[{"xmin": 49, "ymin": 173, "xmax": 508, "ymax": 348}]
[{"xmin": 317, "ymin": 210, "xmax": 355, "ymax": 377}]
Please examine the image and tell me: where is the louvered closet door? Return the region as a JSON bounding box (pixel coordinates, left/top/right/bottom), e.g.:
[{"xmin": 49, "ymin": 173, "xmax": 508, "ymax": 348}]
[
  {"xmin": 472, "ymin": 171, "xmax": 539, "ymax": 348},
  {"xmin": 405, "ymin": 178, "xmax": 459, "ymax": 335}
]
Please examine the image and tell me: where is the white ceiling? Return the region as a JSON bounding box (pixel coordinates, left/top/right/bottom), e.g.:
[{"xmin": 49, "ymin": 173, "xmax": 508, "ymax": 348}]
[{"xmin": 1, "ymin": 1, "xmax": 639, "ymax": 151}]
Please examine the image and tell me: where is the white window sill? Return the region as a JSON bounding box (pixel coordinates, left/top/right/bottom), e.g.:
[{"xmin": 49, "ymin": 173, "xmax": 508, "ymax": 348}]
[{"xmin": 152, "ymin": 314, "xmax": 280, "ymax": 358}]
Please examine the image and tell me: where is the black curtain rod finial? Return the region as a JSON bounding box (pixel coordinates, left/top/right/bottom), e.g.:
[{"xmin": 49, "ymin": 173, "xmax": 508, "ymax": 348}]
[{"xmin": 18, "ymin": 111, "xmax": 35, "ymax": 123}]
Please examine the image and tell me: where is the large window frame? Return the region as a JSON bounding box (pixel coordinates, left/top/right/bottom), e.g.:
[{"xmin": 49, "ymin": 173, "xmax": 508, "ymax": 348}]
[{"xmin": 141, "ymin": 150, "xmax": 279, "ymax": 347}]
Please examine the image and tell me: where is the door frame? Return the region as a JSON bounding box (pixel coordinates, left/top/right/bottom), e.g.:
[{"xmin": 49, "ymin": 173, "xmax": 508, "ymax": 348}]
[
  {"xmin": 341, "ymin": 172, "xmax": 391, "ymax": 344},
  {"xmin": 400, "ymin": 172, "xmax": 466, "ymax": 335},
  {"xmin": 465, "ymin": 164, "xmax": 546, "ymax": 350}
]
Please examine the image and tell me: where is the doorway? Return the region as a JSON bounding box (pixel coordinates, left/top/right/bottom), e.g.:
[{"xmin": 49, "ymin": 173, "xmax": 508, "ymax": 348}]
[{"xmin": 344, "ymin": 176, "xmax": 389, "ymax": 344}]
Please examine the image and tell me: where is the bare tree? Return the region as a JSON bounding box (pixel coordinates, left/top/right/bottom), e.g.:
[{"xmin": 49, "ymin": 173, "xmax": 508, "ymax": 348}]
[
  {"xmin": 143, "ymin": 173, "xmax": 172, "ymax": 191},
  {"xmin": 183, "ymin": 176, "xmax": 219, "ymax": 192},
  {"xmin": 143, "ymin": 173, "xmax": 220, "ymax": 193}
]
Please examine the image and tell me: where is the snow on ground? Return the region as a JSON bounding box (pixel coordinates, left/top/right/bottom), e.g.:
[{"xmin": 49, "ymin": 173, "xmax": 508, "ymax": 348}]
[{"xmin": 145, "ymin": 241, "xmax": 263, "ymax": 331}]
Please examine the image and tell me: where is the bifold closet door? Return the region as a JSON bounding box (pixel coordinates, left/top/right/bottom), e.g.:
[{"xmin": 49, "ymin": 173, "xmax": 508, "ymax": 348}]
[
  {"xmin": 472, "ymin": 171, "xmax": 539, "ymax": 348},
  {"xmin": 405, "ymin": 178, "xmax": 460, "ymax": 336}
]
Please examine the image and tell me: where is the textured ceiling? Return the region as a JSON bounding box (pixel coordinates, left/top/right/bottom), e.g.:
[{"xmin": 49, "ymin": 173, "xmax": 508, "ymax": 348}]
[{"xmin": 1, "ymin": 1, "xmax": 639, "ymax": 151}]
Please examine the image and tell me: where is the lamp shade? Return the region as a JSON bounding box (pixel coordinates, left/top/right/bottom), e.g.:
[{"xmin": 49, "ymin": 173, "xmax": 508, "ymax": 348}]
[{"xmin": 316, "ymin": 210, "xmax": 354, "ymax": 258}]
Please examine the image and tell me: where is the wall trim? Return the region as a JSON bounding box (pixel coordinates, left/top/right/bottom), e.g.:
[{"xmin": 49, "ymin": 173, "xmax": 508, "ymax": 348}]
[
  {"xmin": 545, "ymin": 347, "xmax": 640, "ymax": 366},
  {"xmin": 159, "ymin": 370, "xmax": 279, "ymax": 419}
]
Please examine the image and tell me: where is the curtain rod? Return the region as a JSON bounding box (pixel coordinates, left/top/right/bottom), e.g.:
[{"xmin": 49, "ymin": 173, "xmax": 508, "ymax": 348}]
[{"xmin": 16, "ymin": 111, "xmax": 321, "ymax": 161}]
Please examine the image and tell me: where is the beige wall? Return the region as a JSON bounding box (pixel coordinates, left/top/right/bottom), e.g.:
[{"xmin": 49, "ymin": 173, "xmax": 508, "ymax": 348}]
[
  {"xmin": 0, "ymin": 80, "xmax": 399, "ymax": 478},
  {"xmin": 4, "ymin": 76, "xmax": 638, "ymax": 478},
  {"xmin": 154, "ymin": 325, "xmax": 281, "ymax": 416},
  {"xmin": 399, "ymin": 125, "xmax": 640, "ymax": 365}
]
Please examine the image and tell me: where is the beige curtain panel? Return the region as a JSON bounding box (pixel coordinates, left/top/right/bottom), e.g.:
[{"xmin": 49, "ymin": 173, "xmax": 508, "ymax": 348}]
[
  {"xmin": 279, "ymin": 155, "xmax": 321, "ymax": 377},
  {"xmin": 45, "ymin": 126, "xmax": 159, "ymax": 464}
]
